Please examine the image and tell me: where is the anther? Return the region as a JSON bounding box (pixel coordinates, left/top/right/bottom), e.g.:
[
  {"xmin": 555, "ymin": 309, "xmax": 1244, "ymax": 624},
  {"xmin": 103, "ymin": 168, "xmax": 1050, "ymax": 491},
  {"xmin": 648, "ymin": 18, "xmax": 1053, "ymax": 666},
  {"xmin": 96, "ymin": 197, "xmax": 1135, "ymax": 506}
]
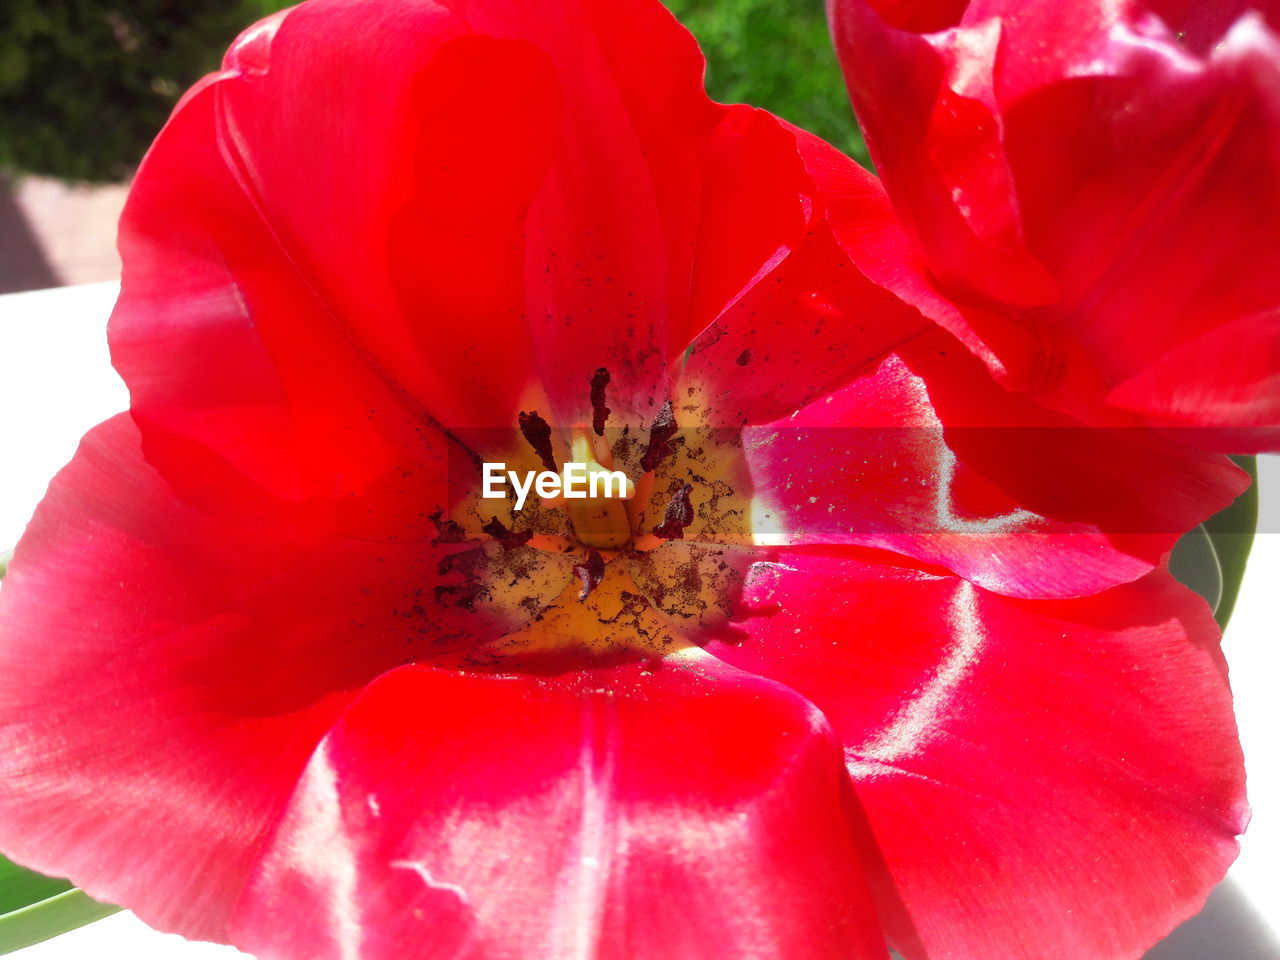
[
  {"xmin": 653, "ymin": 483, "xmax": 694, "ymax": 540},
  {"xmin": 482, "ymin": 516, "xmax": 534, "ymax": 550},
  {"xmin": 590, "ymin": 368, "xmax": 611, "ymax": 436},
  {"xmin": 640, "ymin": 401, "xmax": 678, "ymax": 472},
  {"xmin": 518, "ymin": 410, "xmax": 557, "ymax": 472},
  {"xmin": 572, "ymin": 547, "xmax": 606, "ymax": 600}
]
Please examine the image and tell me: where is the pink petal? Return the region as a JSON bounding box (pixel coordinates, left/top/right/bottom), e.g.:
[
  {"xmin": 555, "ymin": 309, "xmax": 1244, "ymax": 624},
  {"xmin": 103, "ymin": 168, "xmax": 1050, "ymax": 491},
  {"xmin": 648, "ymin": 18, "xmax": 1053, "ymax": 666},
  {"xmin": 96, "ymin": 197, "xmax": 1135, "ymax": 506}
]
[
  {"xmin": 0, "ymin": 417, "xmax": 536, "ymax": 939},
  {"xmin": 229, "ymin": 659, "xmax": 889, "ymax": 960},
  {"xmin": 829, "ymin": 0, "xmax": 1280, "ymax": 447},
  {"xmin": 741, "ymin": 331, "xmax": 1246, "ymax": 598},
  {"xmin": 709, "ymin": 550, "xmax": 1247, "ymax": 960}
]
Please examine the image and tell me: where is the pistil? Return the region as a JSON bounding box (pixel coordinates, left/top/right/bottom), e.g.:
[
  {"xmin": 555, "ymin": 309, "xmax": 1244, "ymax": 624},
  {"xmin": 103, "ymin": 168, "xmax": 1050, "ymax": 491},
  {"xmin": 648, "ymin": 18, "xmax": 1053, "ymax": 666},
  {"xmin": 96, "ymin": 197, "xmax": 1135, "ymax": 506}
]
[{"xmin": 562, "ymin": 429, "xmax": 634, "ymax": 549}]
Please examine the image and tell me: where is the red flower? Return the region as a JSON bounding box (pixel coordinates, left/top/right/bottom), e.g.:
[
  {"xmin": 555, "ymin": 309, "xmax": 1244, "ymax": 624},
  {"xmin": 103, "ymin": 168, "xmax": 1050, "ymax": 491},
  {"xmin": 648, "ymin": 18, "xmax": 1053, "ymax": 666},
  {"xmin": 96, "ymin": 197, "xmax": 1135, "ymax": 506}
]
[
  {"xmin": 0, "ymin": 2, "xmax": 1248, "ymax": 959},
  {"xmin": 829, "ymin": 0, "xmax": 1280, "ymax": 451}
]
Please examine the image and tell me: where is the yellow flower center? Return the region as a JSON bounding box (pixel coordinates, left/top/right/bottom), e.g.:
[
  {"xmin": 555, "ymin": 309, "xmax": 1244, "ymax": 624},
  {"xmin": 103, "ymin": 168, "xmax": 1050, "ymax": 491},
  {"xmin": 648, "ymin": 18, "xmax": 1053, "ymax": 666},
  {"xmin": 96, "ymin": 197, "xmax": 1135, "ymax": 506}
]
[{"xmin": 426, "ymin": 372, "xmax": 763, "ymax": 668}]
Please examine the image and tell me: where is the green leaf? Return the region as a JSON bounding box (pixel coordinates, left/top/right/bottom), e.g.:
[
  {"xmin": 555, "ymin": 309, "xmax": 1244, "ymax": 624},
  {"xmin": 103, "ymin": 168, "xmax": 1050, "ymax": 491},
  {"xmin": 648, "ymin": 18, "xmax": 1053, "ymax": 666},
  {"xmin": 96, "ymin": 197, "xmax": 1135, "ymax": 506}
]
[
  {"xmin": 0, "ymin": 857, "xmax": 72, "ymax": 917},
  {"xmin": 0, "ymin": 883, "xmax": 118, "ymax": 954},
  {"xmin": 1203, "ymin": 456, "xmax": 1258, "ymax": 629},
  {"xmin": 0, "ymin": 852, "xmax": 119, "ymax": 954},
  {"xmin": 1168, "ymin": 524, "xmax": 1223, "ymax": 612}
]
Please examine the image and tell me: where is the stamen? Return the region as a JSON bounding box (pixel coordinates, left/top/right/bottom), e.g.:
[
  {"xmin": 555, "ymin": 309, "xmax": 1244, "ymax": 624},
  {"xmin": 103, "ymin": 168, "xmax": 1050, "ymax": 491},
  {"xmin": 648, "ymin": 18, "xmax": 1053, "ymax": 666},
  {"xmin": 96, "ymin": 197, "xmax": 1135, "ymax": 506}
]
[
  {"xmin": 518, "ymin": 410, "xmax": 557, "ymax": 472},
  {"xmin": 565, "ymin": 429, "xmax": 634, "ymax": 549},
  {"xmin": 590, "ymin": 367, "xmax": 611, "ymax": 436},
  {"xmin": 572, "ymin": 547, "xmax": 606, "ymax": 600},
  {"xmin": 640, "ymin": 400, "xmax": 678, "ymax": 472},
  {"xmin": 653, "ymin": 483, "xmax": 694, "ymax": 540},
  {"xmin": 482, "ymin": 516, "xmax": 534, "ymax": 550}
]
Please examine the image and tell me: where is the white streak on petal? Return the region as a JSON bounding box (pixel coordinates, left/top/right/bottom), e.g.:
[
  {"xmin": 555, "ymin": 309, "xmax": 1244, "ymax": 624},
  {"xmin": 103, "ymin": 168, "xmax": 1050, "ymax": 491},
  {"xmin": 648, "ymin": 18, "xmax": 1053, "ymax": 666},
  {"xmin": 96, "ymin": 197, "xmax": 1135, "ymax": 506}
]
[
  {"xmin": 933, "ymin": 445, "xmax": 1036, "ymax": 534},
  {"xmin": 849, "ymin": 580, "xmax": 985, "ymax": 774},
  {"xmin": 283, "ymin": 743, "xmax": 363, "ymax": 960},
  {"xmin": 549, "ymin": 692, "xmax": 617, "ymax": 960},
  {"xmin": 389, "ymin": 860, "xmax": 469, "ymax": 904}
]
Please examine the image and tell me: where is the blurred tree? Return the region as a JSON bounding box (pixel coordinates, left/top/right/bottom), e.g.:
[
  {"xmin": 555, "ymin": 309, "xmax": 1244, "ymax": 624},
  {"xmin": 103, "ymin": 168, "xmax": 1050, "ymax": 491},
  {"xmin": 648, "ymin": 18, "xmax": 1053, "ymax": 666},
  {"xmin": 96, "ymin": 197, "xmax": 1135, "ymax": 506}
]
[
  {"xmin": 0, "ymin": 0, "xmax": 867, "ymax": 184},
  {"xmin": 0, "ymin": 1, "xmax": 290, "ymax": 183},
  {"xmin": 669, "ymin": 0, "xmax": 869, "ymax": 165}
]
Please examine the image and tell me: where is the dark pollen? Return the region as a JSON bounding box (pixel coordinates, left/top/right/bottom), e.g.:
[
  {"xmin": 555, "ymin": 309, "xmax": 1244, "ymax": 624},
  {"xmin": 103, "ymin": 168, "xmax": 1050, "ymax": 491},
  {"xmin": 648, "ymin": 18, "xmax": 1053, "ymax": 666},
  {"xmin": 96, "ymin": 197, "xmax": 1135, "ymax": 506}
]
[
  {"xmin": 589, "ymin": 367, "xmax": 612, "ymax": 436},
  {"xmin": 640, "ymin": 400, "xmax": 678, "ymax": 472},
  {"xmin": 518, "ymin": 410, "xmax": 557, "ymax": 472},
  {"xmin": 653, "ymin": 483, "xmax": 694, "ymax": 540},
  {"xmin": 482, "ymin": 516, "xmax": 534, "ymax": 550},
  {"xmin": 427, "ymin": 508, "xmax": 469, "ymax": 544},
  {"xmin": 572, "ymin": 547, "xmax": 607, "ymax": 600}
]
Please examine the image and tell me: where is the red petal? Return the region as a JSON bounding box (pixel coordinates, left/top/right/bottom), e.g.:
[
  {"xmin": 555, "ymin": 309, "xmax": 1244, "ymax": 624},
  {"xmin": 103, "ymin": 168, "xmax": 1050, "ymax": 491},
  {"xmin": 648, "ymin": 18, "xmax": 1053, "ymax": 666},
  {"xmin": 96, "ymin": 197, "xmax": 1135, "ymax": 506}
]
[
  {"xmin": 680, "ymin": 222, "xmax": 932, "ymax": 425},
  {"xmin": 1107, "ymin": 311, "xmax": 1280, "ymax": 450},
  {"xmin": 741, "ymin": 331, "xmax": 1246, "ymax": 598},
  {"xmin": 137, "ymin": 0, "xmax": 825, "ymax": 433},
  {"xmin": 788, "ymin": 122, "xmax": 1026, "ymax": 382},
  {"xmin": 1002, "ymin": 13, "xmax": 1280, "ymax": 433},
  {"xmin": 709, "ymin": 551, "xmax": 1247, "ymax": 960},
  {"xmin": 829, "ymin": 3, "xmax": 1058, "ymax": 308},
  {"xmin": 0, "ymin": 417, "xmax": 534, "ymax": 940},
  {"xmin": 1145, "ymin": 0, "xmax": 1280, "ymax": 54},
  {"xmin": 229, "ymin": 659, "xmax": 888, "ymax": 960},
  {"xmin": 788, "ymin": 132, "xmax": 1249, "ymax": 570},
  {"xmin": 864, "ymin": 0, "xmax": 970, "ymax": 32},
  {"xmin": 114, "ymin": 52, "xmax": 459, "ymax": 537},
  {"xmin": 829, "ymin": 0, "xmax": 1280, "ymax": 448},
  {"xmin": 894, "ymin": 330, "xmax": 1250, "ymax": 562}
]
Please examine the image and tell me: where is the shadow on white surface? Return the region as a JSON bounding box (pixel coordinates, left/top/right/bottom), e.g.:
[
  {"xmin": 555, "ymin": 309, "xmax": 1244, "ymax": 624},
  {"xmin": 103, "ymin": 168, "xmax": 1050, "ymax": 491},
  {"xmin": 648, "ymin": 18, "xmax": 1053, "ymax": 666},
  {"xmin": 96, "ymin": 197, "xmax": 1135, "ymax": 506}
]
[{"xmin": 1147, "ymin": 880, "xmax": 1279, "ymax": 960}]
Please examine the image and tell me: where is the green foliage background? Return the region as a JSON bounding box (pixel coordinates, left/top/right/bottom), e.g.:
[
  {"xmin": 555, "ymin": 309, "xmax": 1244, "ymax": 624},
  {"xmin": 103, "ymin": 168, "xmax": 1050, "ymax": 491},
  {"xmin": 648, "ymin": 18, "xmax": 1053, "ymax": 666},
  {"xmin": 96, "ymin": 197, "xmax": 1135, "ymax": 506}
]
[
  {"xmin": 0, "ymin": 0, "xmax": 866, "ymax": 183},
  {"xmin": 668, "ymin": 0, "xmax": 868, "ymax": 163},
  {"xmin": 0, "ymin": 0, "xmax": 304, "ymax": 182}
]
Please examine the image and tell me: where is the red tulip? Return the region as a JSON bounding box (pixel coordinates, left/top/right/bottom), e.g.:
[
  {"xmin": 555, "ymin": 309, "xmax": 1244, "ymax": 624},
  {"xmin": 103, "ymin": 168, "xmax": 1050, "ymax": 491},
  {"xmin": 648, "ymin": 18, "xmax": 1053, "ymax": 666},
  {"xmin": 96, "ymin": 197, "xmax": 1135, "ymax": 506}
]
[
  {"xmin": 0, "ymin": 1, "xmax": 1248, "ymax": 959},
  {"xmin": 829, "ymin": 0, "xmax": 1280, "ymax": 451}
]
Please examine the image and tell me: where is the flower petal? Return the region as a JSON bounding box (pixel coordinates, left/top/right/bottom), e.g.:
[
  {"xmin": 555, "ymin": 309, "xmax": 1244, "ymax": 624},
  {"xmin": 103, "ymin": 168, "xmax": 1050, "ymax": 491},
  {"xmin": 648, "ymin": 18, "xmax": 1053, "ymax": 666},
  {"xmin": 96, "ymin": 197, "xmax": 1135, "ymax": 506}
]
[
  {"xmin": 1001, "ymin": 10, "xmax": 1280, "ymax": 437},
  {"xmin": 708, "ymin": 550, "xmax": 1247, "ymax": 960},
  {"xmin": 782, "ymin": 132, "xmax": 1250, "ymax": 586},
  {"xmin": 0, "ymin": 417, "xmax": 542, "ymax": 940},
  {"xmin": 829, "ymin": 0, "xmax": 1280, "ymax": 447},
  {"xmin": 1104, "ymin": 288, "xmax": 1280, "ymax": 451},
  {"xmin": 1144, "ymin": 0, "xmax": 1280, "ymax": 55},
  {"xmin": 680, "ymin": 215, "xmax": 933, "ymax": 427},
  {"xmin": 143, "ymin": 0, "xmax": 827, "ymax": 433},
  {"xmin": 229, "ymin": 659, "xmax": 889, "ymax": 960},
  {"xmin": 829, "ymin": 3, "xmax": 1059, "ymax": 309},
  {"xmin": 741, "ymin": 331, "xmax": 1247, "ymax": 598},
  {"xmin": 113, "ymin": 49, "xmax": 459, "ymax": 537}
]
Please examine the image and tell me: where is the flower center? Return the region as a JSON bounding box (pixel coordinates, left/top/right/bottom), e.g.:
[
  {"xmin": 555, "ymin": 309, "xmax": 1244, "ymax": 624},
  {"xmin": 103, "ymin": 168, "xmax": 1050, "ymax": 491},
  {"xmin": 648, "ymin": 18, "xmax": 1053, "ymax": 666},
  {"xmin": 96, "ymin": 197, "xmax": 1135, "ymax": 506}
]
[
  {"xmin": 559, "ymin": 428, "xmax": 634, "ymax": 550},
  {"xmin": 424, "ymin": 369, "xmax": 762, "ymax": 667}
]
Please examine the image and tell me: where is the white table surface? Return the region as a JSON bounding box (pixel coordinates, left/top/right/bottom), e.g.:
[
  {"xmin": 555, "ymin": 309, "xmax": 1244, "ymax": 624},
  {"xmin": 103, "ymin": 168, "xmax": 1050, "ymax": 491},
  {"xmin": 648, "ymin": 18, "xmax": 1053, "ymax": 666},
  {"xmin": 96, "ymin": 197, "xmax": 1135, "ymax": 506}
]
[{"xmin": 1, "ymin": 283, "xmax": 1276, "ymax": 959}]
